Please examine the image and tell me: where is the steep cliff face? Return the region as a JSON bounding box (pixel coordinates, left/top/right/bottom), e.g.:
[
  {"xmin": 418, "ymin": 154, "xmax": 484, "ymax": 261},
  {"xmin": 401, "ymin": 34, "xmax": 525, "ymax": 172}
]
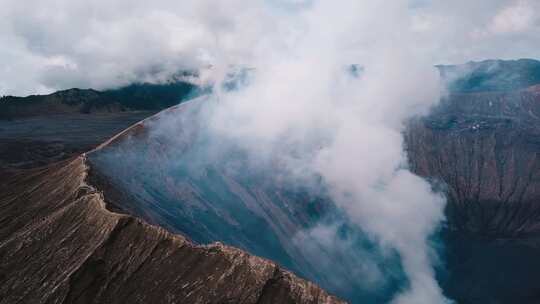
[
  {"xmin": 406, "ymin": 85, "xmax": 540, "ymax": 236},
  {"xmin": 0, "ymin": 156, "xmax": 343, "ymax": 304}
]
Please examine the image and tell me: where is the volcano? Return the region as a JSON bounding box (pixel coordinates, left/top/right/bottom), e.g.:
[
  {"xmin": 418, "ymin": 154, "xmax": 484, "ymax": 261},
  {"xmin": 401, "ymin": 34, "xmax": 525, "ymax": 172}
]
[
  {"xmin": 3, "ymin": 59, "xmax": 540, "ymax": 303},
  {"xmin": 87, "ymin": 98, "xmax": 405, "ymax": 303},
  {"xmin": 0, "ymin": 126, "xmax": 343, "ymax": 304}
]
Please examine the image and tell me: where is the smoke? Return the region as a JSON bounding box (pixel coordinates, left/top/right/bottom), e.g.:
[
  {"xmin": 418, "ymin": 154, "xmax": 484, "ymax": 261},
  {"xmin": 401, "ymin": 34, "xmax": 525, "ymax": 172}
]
[
  {"xmin": 16, "ymin": 0, "xmax": 538, "ymax": 302},
  {"xmin": 84, "ymin": 1, "xmax": 452, "ymax": 302},
  {"xmin": 1, "ymin": 0, "xmax": 538, "ymax": 301},
  {"xmin": 184, "ymin": 2, "xmax": 450, "ymax": 303},
  {"xmin": 291, "ymin": 221, "xmax": 401, "ymax": 301}
]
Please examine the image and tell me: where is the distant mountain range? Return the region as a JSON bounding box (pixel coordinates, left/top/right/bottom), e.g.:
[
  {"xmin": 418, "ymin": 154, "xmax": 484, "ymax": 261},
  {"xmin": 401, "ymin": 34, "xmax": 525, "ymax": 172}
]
[{"xmin": 0, "ymin": 81, "xmax": 197, "ymax": 119}]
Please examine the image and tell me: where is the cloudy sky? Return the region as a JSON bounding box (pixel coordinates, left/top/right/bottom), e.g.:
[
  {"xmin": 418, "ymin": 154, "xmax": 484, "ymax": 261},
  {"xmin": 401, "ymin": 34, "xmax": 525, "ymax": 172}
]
[{"xmin": 0, "ymin": 0, "xmax": 539, "ymax": 95}]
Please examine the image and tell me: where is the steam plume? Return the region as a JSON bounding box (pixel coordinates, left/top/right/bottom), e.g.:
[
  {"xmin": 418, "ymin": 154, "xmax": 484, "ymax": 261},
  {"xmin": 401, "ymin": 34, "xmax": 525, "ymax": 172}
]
[{"xmin": 199, "ymin": 1, "xmax": 449, "ymax": 303}]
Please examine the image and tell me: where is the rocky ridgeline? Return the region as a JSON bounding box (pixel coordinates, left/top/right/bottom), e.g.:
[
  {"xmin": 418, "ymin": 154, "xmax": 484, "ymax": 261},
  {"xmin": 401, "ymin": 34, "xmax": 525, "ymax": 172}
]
[{"xmin": 0, "ymin": 156, "xmax": 343, "ymax": 304}]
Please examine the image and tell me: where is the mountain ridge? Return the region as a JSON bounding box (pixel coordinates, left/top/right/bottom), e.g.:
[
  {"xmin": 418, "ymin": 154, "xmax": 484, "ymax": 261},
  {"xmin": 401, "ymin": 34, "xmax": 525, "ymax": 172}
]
[
  {"xmin": 0, "ymin": 81, "xmax": 197, "ymax": 119},
  {"xmin": 0, "ymin": 153, "xmax": 344, "ymax": 304}
]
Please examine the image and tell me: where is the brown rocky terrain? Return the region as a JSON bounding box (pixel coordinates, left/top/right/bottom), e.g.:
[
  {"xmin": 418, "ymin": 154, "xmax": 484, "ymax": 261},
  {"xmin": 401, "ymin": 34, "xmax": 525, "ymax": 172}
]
[
  {"xmin": 0, "ymin": 155, "xmax": 343, "ymax": 304},
  {"xmin": 406, "ymin": 85, "xmax": 540, "ymax": 237},
  {"xmin": 0, "ymin": 86, "xmax": 344, "ymax": 303}
]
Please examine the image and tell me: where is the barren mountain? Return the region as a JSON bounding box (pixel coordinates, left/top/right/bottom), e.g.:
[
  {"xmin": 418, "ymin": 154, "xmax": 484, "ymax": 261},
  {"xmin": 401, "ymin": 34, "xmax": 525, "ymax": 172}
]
[
  {"xmin": 0, "ymin": 82, "xmax": 345, "ymax": 303},
  {"xmin": 3, "ymin": 59, "xmax": 540, "ymax": 303},
  {"xmin": 407, "ymin": 85, "xmax": 540, "ymax": 236},
  {"xmin": 0, "ymin": 146, "xmax": 343, "ymax": 304},
  {"xmin": 0, "ymin": 81, "xmax": 196, "ymax": 119}
]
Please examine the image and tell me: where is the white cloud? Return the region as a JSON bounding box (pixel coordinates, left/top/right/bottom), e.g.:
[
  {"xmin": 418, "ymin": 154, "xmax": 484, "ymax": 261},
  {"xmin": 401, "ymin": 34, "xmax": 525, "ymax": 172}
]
[
  {"xmin": 490, "ymin": 0, "xmax": 537, "ymax": 34},
  {"xmin": 0, "ymin": 0, "xmax": 539, "ymax": 95},
  {"xmin": 166, "ymin": 1, "xmax": 450, "ymax": 302},
  {"xmin": 410, "ymin": 0, "xmax": 540, "ymax": 64},
  {"xmin": 0, "ymin": 0, "xmax": 272, "ymax": 95}
]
